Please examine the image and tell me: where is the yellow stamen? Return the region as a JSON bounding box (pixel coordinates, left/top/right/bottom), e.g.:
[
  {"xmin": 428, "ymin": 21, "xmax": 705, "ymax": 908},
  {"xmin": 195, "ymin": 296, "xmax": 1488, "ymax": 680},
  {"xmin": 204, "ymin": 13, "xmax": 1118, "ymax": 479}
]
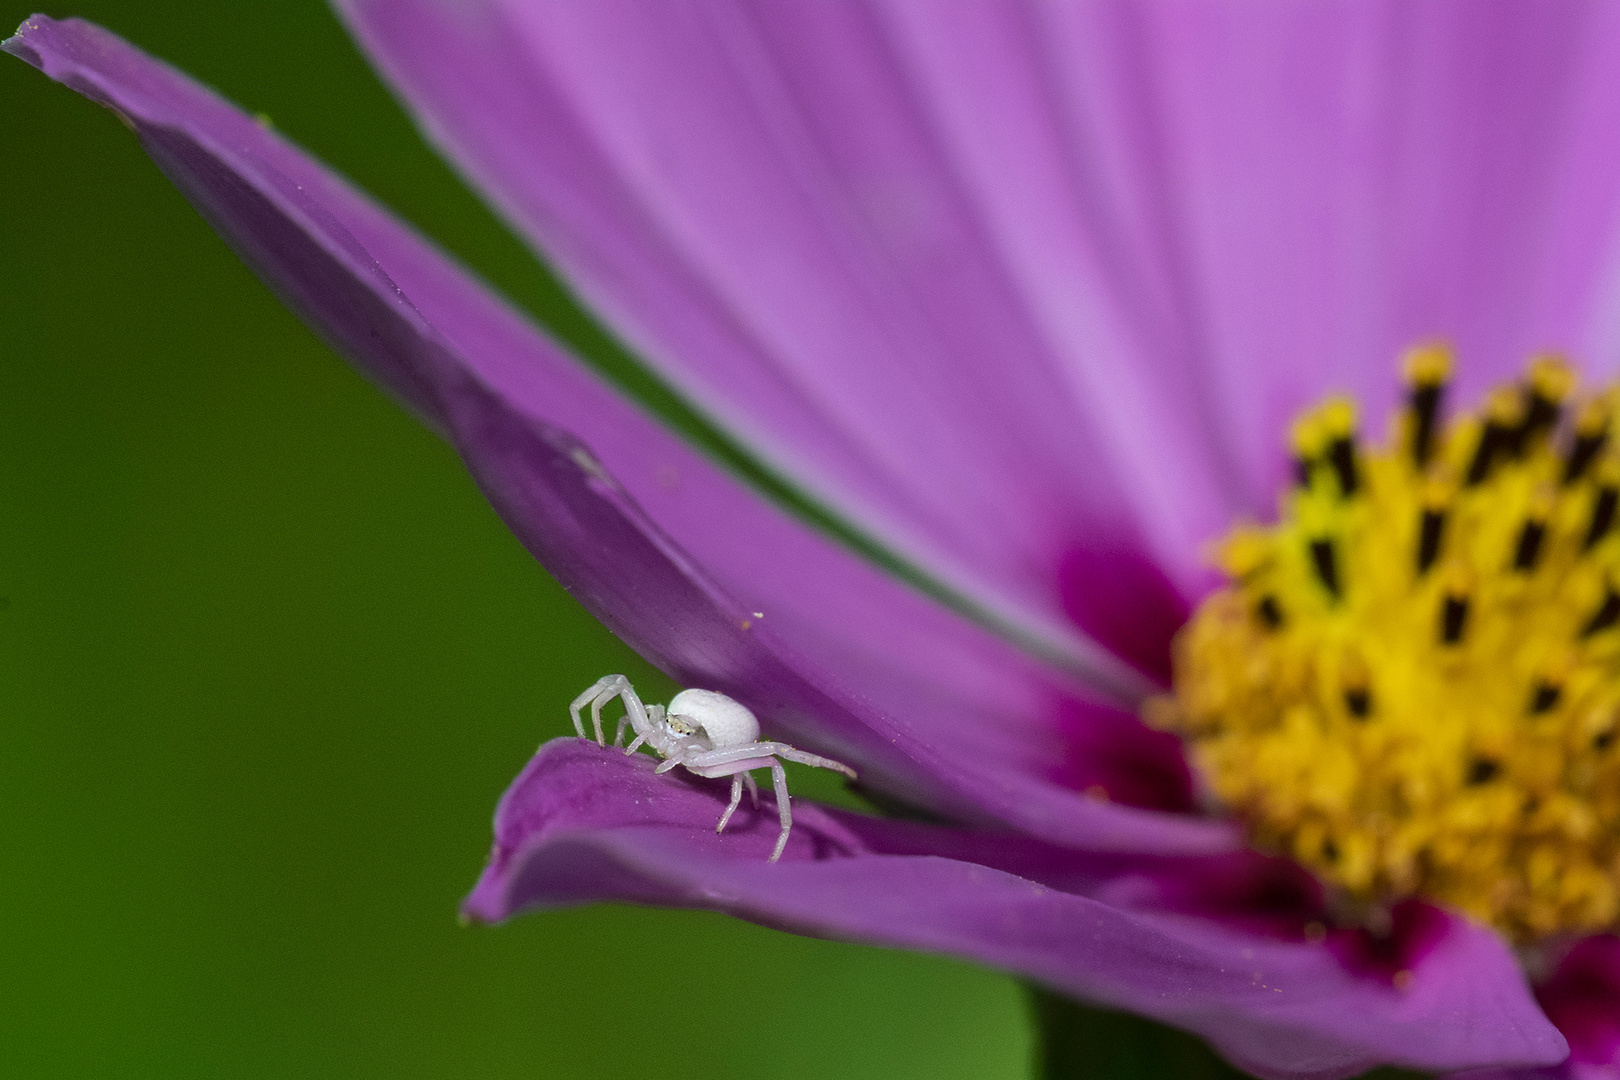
[
  {"xmin": 1528, "ymin": 354, "xmax": 1577, "ymax": 406},
  {"xmin": 1403, "ymin": 341, "xmax": 1454, "ymax": 386},
  {"xmin": 1155, "ymin": 354, "xmax": 1620, "ymax": 942}
]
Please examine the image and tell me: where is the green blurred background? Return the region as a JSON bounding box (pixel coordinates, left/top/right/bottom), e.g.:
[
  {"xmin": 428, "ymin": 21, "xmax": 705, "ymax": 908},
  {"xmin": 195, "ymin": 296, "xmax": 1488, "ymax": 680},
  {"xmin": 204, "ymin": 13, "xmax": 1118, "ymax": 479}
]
[{"xmin": 0, "ymin": 3, "xmax": 1030, "ymax": 1076}]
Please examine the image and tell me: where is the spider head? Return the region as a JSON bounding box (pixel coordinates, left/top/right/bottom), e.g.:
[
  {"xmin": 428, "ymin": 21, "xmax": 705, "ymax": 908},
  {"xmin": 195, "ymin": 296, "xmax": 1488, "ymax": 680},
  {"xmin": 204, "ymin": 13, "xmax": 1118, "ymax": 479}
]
[{"xmin": 666, "ymin": 714, "xmax": 700, "ymax": 737}]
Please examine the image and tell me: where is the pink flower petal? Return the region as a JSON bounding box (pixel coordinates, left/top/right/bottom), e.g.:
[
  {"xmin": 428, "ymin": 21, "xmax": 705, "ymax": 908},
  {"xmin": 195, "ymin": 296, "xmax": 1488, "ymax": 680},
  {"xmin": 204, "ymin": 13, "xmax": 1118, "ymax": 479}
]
[
  {"xmin": 3, "ymin": 14, "xmax": 1229, "ymax": 853},
  {"xmin": 468, "ymin": 740, "xmax": 1568, "ymax": 1080},
  {"xmin": 336, "ymin": 0, "xmax": 1214, "ymax": 680},
  {"xmin": 338, "ymin": 0, "xmax": 1620, "ymax": 677}
]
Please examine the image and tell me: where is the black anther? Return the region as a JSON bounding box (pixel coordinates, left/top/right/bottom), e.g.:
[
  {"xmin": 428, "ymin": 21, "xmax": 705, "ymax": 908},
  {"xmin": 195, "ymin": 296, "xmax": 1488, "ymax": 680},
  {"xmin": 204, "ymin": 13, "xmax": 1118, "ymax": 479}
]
[
  {"xmin": 1595, "ymin": 731, "xmax": 1615, "ymax": 751},
  {"xmin": 1321, "ymin": 839, "xmax": 1340, "ymax": 862},
  {"xmin": 1441, "ymin": 594, "xmax": 1469, "ymax": 644},
  {"xmin": 1587, "ymin": 487, "xmax": 1617, "ymax": 550},
  {"xmin": 1467, "ymin": 758, "xmax": 1501, "ymax": 785},
  {"xmin": 1417, "ymin": 508, "xmax": 1446, "ymax": 575},
  {"xmin": 1513, "ymin": 519, "xmax": 1547, "ymax": 571},
  {"xmin": 1409, "ymin": 381, "xmax": 1444, "ymax": 468},
  {"xmin": 1255, "ymin": 595, "xmax": 1284, "ymax": 629},
  {"xmin": 1310, "ymin": 539, "xmax": 1340, "ymax": 598},
  {"xmin": 1344, "ymin": 688, "xmax": 1371, "ymax": 719},
  {"xmin": 1529, "ymin": 682, "xmax": 1562, "ymax": 714},
  {"xmin": 1582, "ymin": 589, "xmax": 1620, "ymax": 638},
  {"xmin": 1519, "ymin": 392, "xmax": 1561, "ymax": 449},
  {"xmin": 1466, "ymin": 424, "xmax": 1506, "ymax": 486},
  {"xmin": 1565, "ymin": 431, "xmax": 1608, "ymax": 486},
  {"xmin": 1328, "ymin": 436, "xmax": 1359, "ymax": 498}
]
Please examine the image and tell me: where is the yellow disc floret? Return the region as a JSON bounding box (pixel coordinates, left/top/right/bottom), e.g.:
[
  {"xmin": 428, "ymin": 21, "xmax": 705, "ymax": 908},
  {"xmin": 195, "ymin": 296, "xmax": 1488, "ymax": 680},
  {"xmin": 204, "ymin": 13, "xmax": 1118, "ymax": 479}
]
[{"xmin": 1156, "ymin": 345, "xmax": 1620, "ymax": 942}]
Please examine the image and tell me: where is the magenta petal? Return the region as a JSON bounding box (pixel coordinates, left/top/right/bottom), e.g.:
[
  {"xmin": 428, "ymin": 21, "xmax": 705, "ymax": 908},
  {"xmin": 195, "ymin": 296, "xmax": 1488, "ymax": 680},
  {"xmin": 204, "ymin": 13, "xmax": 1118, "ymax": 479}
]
[
  {"xmin": 399, "ymin": 344, "xmax": 1231, "ymax": 853},
  {"xmin": 470, "ymin": 741, "xmax": 1567, "ymax": 1080},
  {"xmin": 1016, "ymin": 0, "xmax": 1620, "ymax": 508},
  {"xmin": 337, "ymin": 0, "xmax": 1620, "ymax": 668},
  {"xmin": 1536, "ymin": 936, "xmax": 1620, "ymax": 1071},
  {"xmin": 1058, "ymin": 544, "xmax": 1190, "ymax": 688},
  {"xmin": 1048, "ymin": 696, "xmax": 1193, "ymax": 813},
  {"xmin": 335, "ymin": 0, "xmax": 1216, "ymax": 679},
  {"xmin": 5, "ymin": 15, "xmax": 1233, "ymax": 853}
]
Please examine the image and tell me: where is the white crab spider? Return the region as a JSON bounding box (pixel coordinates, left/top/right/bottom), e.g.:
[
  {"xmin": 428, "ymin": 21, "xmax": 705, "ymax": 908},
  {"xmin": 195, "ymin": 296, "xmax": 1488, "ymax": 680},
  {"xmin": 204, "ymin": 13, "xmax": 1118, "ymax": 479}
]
[{"xmin": 569, "ymin": 674, "xmax": 857, "ymax": 862}]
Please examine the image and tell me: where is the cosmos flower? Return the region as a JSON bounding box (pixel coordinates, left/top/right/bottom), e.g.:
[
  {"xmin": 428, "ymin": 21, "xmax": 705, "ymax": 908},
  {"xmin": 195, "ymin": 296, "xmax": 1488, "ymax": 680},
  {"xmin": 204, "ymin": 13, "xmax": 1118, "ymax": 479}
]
[{"xmin": 14, "ymin": 4, "xmax": 1620, "ymax": 1077}]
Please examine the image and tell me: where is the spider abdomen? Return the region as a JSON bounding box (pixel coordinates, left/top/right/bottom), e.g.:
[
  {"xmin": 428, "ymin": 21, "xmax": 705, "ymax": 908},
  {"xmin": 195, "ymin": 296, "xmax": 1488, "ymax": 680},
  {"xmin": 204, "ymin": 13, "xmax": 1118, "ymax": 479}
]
[{"xmin": 667, "ymin": 688, "xmax": 760, "ymax": 749}]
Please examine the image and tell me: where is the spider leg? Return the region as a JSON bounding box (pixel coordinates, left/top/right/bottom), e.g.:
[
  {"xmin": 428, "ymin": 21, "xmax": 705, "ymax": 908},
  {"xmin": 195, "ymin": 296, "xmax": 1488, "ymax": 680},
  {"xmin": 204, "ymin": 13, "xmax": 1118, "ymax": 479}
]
[
  {"xmin": 768, "ymin": 759, "xmax": 792, "ymax": 862},
  {"xmin": 683, "ymin": 741, "xmax": 856, "ymax": 781},
  {"xmin": 681, "ymin": 742, "xmax": 795, "ymax": 768},
  {"xmin": 684, "ymin": 757, "xmax": 773, "ymax": 779},
  {"xmin": 653, "ymin": 734, "xmax": 709, "ymax": 772},
  {"xmin": 588, "ymin": 678, "xmax": 631, "ymax": 746},
  {"xmin": 654, "ymin": 739, "xmax": 695, "ymax": 773},
  {"xmin": 595, "ymin": 677, "xmax": 656, "ymax": 749},
  {"xmin": 776, "ymin": 746, "xmax": 858, "ymax": 780},
  {"xmin": 743, "ymin": 771, "xmax": 760, "ymax": 808},
  {"xmin": 618, "ymin": 702, "xmax": 662, "ymax": 750},
  {"xmin": 680, "ymin": 757, "xmax": 782, "ymax": 860},
  {"xmin": 568, "ymin": 675, "xmax": 623, "ymax": 740},
  {"xmin": 717, "ymin": 774, "xmax": 745, "ymax": 834}
]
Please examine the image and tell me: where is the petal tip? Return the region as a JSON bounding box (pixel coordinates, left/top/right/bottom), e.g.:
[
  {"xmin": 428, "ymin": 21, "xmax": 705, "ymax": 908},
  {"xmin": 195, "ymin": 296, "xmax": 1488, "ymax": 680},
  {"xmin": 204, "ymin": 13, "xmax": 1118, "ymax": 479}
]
[
  {"xmin": 460, "ymin": 864, "xmax": 513, "ymax": 926},
  {"xmin": 3, "ymin": 15, "xmax": 51, "ymax": 65}
]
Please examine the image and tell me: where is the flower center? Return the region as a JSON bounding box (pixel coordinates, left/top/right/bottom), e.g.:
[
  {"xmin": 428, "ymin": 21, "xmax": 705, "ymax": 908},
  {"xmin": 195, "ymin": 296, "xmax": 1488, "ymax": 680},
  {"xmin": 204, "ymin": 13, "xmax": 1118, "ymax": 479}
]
[{"xmin": 1153, "ymin": 345, "xmax": 1620, "ymax": 942}]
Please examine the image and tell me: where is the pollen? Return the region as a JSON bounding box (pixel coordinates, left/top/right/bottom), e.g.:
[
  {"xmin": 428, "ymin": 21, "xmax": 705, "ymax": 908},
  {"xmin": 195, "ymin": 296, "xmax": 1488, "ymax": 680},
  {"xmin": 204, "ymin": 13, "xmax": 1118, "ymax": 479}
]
[{"xmin": 1153, "ymin": 345, "xmax": 1620, "ymax": 942}]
